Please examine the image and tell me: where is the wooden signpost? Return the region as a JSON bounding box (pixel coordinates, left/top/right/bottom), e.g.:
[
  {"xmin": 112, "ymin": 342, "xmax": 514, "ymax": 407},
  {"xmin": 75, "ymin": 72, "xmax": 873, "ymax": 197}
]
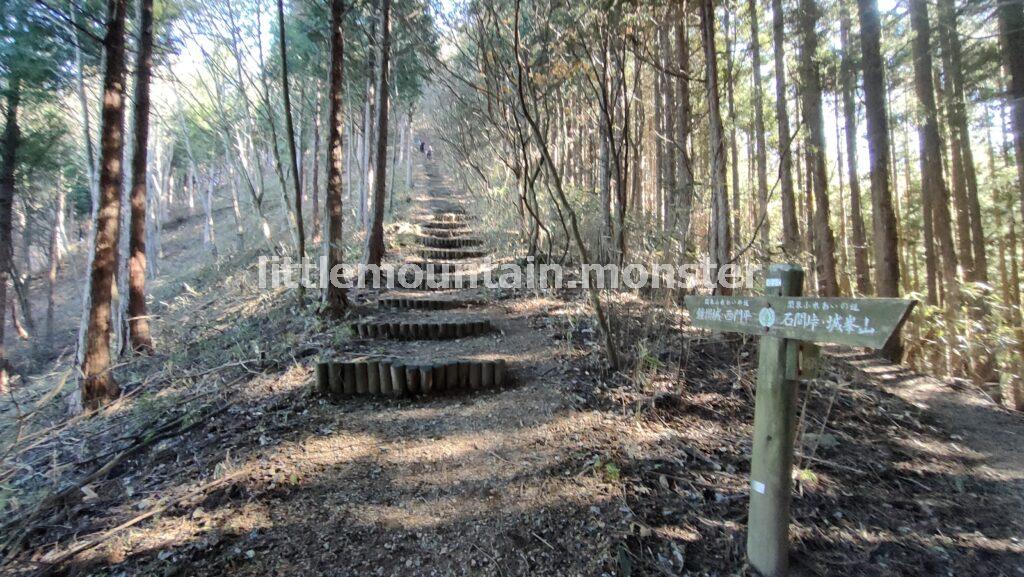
[{"xmin": 684, "ymin": 264, "xmax": 915, "ymax": 577}]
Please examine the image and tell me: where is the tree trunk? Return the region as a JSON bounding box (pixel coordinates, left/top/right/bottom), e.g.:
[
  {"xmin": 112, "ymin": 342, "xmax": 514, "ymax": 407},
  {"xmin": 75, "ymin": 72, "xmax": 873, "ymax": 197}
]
[
  {"xmin": 127, "ymin": 0, "xmax": 155, "ymax": 354},
  {"xmin": 277, "ymin": 0, "xmax": 306, "ymax": 298},
  {"xmin": 911, "ymin": 0, "xmax": 961, "ymax": 373},
  {"xmin": 749, "ymin": 0, "xmax": 769, "ymax": 252},
  {"xmin": 405, "ymin": 109, "xmax": 413, "ymax": 192},
  {"xmin": 361, "ymin": 77, "xmax": 375, "ymax": 230},
  {"xmin": 997, "ymin": 0, "xmax": 1024, "ymax": 230},
  {"xmin": 9, "ymin": 297, "xmax": 28, "ymax": 341},
  {"xmin": 935, "ymin": 58, "xmax": 975, "ymax": 279},
  {"xmin": 798, "ymin": 0, "xmax": 839, "ymax": 297},
  {"xmin": 324, "ymin": 0, "xmax": 349, "ymax": 315},
  {"xmin": 311, "ymin": 87, "xmax": 322, "ymax": 243},
  {"xmin": 1010, "ymin": 210, "xmax": 1024, "ymax": 410},
  {"xmin": 723, "ymin": 9, "xmax": 741, "ymax": 250},
  {"xmin": 345, "ymin": 120, "xmax": 353, "ymax": 208},
  {"xmin": 47, "ymin": 184, "xmax": 66, "ymax": 345},
  {"xmin": 701, "ymin": 0, "xmax": 730, "ymax": 287},
  {"xmin": 228, "ymin": 165, "xmax": 245, "ymax": 252},
  {"xmin": 771, "ymin": 0, "xmax": 799, "ymax": 256},
  {"xmin": 0, "ymin": 78, "xmax": 20, "ymax": 394},
  {"xmin": 599, "ymin": 101, "xmax": 613, "ymax": 262},
  {"xmin": 364, "ymin": 0, "xmax": 392, "ymax": 266},
  {"xmin": 840, "ymin": 4, "xmax": 872, "ymax": 295},
  {"xmin": 856, "ymin": 0, "xmax": 901, "ymax": 304},
  {"xmin": 654, "ymin": 52, "xmax": 665, "ymax": 234},
  {"xmin": 1010, "ymin": 213, "xmax": 1023, "ymax": 322},
  {"xmin": 833, "ymin": 93, "xmax": 853, "ymax": 296},
  {"xmin": 203, "ymin": 175, "xmax": 218, "ymax": 257},
  {"xmin": 82, "ymin": 0, "xmax": 130, "ymax": 409},
  {"xmin": 75, "ymin": 15, "xmax": 102, "ymax": 367},
  {"xmin": 674, "ymin": 5, "xmax": 694, "ymax": 252},
  {"xmin": 937, "ymin": 0, "xmax": 995, "ymax": 384}
]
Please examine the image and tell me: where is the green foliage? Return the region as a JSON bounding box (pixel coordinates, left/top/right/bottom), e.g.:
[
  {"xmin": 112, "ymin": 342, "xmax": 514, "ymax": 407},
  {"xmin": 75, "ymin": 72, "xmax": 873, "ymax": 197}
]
[
  {"xmin": 0, "ymin": 1, "xmax": 70, "ymax": 95},
  {"xmin": 594, "ymin": 455, "xmax": 621, "ymax": 483}
]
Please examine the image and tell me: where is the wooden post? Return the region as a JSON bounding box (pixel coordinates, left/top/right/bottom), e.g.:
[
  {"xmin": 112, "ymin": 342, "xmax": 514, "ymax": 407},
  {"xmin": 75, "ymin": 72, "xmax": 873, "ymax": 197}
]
[
  {"xmin": 379, "ymin": 361, "xmax": 394, "ymax": 396},
  {"xmin": 495, "ymin": 359, "xmax": 507, "ymax": 387},
  {"xmin": 446, "ymin": 361, "xmax": 459, "ymax": 390},
  {"xmin": 316, "ymin": 362, "xmax": 330, "ymax": 396},
  {"xmin": 355, "ymin": 362, "xmax": 369, "ymax": 394},
  {"xmin": 328, "ymin": 362, "xmax": 343, "ymax": 400},
  {"xmin": 367, "ymin": 360, "xmax": 381, "ymax": 395},
  {"xmin": 685, "ymin": 264, "xmax": 914, "ymax": 576},
  {"xmin": 746, "ymin": 264, "xmax": 804, "ymax": 577}
]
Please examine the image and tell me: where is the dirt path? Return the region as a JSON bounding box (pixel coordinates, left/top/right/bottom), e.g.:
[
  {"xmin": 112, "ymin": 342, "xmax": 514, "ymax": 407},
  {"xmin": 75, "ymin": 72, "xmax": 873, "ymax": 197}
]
[
  {"xmin": 9, "ymin": 147, "xmax": 1023, "ymax": 577},
  {"xmin": 835, "ymin": 350, "xmax": 1024, "ymax": 485},
  {"xmin": 136, "ymin": 150, "xmax": 632, "ymax": 576}
]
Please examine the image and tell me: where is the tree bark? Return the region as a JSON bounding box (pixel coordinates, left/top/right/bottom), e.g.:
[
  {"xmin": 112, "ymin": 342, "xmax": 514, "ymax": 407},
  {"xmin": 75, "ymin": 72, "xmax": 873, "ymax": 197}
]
[
  {"xmin": 228, "ymin": 165, "xmax": 245, "ymax": 252},
  {"xmin": 360, "ymin": 80, "xmax": 372, "ymax": 229},
  {"xmin": 911, "ymin": 0, "xmax": 961, "ymax": 373},
  {"xmin": 798, "ymin": 0, "xmax": 839, "ymax": 297},
  {"xmin": 749, "ymin": 0, "xmax": 769, "ymax": 252},
  {"xmin": 47, "ymin": 184, "xmax": 66, "ymax": 345},
  {"xmin": 277, "ymin": 0, "xmax": 306, "ymax": 297},
  {"xmin": 405, "ymin": 109, "xmax": 413, "ymax": 192},
  {"xmin": 856, "ymin": 0, "xmax": 901, "ymax": 303},
  {"xmin": 363, "ymin": 0, "xmax": 392, "ymax": 266},
  {"xmin": 833, "ymin": 92, "xmax": 853, "ymax": 296},
  {"xmin": 0, "ymin": 78, "xmax": 20, "ymax": 394},
  {"xmin": 659, "ymin": 21, "xmax": 676, "ymax": 255},
  {"xmin": 701, "ymin": 0, "xmax": 730, "ymax": 288},
  {"xmin": 75, "ymin": 10, "xmax": 101, "ymax": 367},
  {"xmin": 771, "ymin": 0, "xmax": 800, "ymax": 256},
  {"xmin": 937, "ymin": 0, "xmax": 995, "ymax": 383},
  {"xmin": 840, "ymin": 4, "xmax": 872, "ymax": 295},
  {"xmin": 935, "ymin": 51, "xmax": 974, "ymax": 279},
  {"xmin": 723, "ymin": 9, "xmax": 741, "ymax": 249},
  {"xmin": 599, "ymin": 92, "xmax": 613, "ymax": 261},
  {"xmin": 82, "ymin": 0, "xmax": 130, "ymax": 409},
  {"xmin": 203, "ymin": 174, "xmax": 218, "ymax": 257},
  {"xmin": 997, "ymin": 0, "xmax": 1024, "ymax": 230},
  {"xmin": 127, "ymin": 0, "xmax": 155, "ymax": 354},
  {"xmin": 674, "ymin": 5, "xmax": 694, "ymax": 252},
  {"xmin": 311, "ymin": 87, "xmax": 322, "ymax": 242},
  {"xmin": 324, "ymin": 0, "xmax": 349, "ymax": 316},
  {"xmin": 654, "ymin": 51, "xmax": 665, "ymax": 232}
]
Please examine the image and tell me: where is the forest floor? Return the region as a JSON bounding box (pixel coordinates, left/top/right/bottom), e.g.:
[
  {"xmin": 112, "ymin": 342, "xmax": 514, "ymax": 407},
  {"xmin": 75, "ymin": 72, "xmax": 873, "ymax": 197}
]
[{"xmin": 1, "ymin": 148, "xmax": 1022, "ymax": 576}]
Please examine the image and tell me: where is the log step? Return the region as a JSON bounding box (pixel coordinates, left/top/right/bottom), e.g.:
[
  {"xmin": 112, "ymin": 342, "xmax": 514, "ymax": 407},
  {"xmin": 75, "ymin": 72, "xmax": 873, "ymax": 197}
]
[
  {"xmin": 432, "ymin": 208, "xmax": 466, "ymax": 216},
  {"xmin": 419, "ymin": 227, "xmax": 475, "ymax": 238},
  {"xmin": 418, "ymin": 248, "xmax": 488, "ymax": 260},
  {"xmin": 404, "ymin": 261, "xmax": 472, "ymax": 275},
  {"xmin": 353, "ymin": 319, "xmax": 493, "ymax": 340},
  {"xmin": 416, "ymin": 235, "xmax": 483, "ymax": 249},
  {"xmin": 387, "ymin": 278, "xmax": 487, "ymax": 292},
  {"xmin": 426, "ymin": 213, "xmax": 467, "ymax": 223},
  {"xmin": 420, "ymin": 221, "xmax": 467, "ymax": 230},
  {"xmin": 417, "ymin": 211, "xmax": 466, "ymax": 220},
  {"xmin": 316, "ymin": 358, "xmax": 510, "ymax": 400},
  {"xmin": 378, "ymin": 296, "xmax": 472, "ymax": 310}
]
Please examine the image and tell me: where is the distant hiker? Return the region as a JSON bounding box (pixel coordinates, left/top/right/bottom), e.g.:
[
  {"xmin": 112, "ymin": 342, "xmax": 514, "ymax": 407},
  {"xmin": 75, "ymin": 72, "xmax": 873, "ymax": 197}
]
[
  {"xmin": 426, "ymin": 145, "xmax": 433, "ymax": 159},
  {"xmin": 419, "ymin": 141, "xmax": 425, "ymax": 154}
]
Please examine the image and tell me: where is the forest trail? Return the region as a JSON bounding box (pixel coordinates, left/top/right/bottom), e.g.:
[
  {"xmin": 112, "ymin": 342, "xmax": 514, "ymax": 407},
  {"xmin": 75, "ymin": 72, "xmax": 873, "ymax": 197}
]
[
  {"xmin": 836, "ymin": 350, "xmax": 1024, "ymax": 481},
  {"xmin": 2, "ymin": 145, "xmax": 1023, "ymax": 576},
  {"xmin": 4, "ymin": 0, "xmax": 1024, "ymax": 572},
  {"xmin": 235, "ymin": 148, "xmax": 634, "ymax": 575}
]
